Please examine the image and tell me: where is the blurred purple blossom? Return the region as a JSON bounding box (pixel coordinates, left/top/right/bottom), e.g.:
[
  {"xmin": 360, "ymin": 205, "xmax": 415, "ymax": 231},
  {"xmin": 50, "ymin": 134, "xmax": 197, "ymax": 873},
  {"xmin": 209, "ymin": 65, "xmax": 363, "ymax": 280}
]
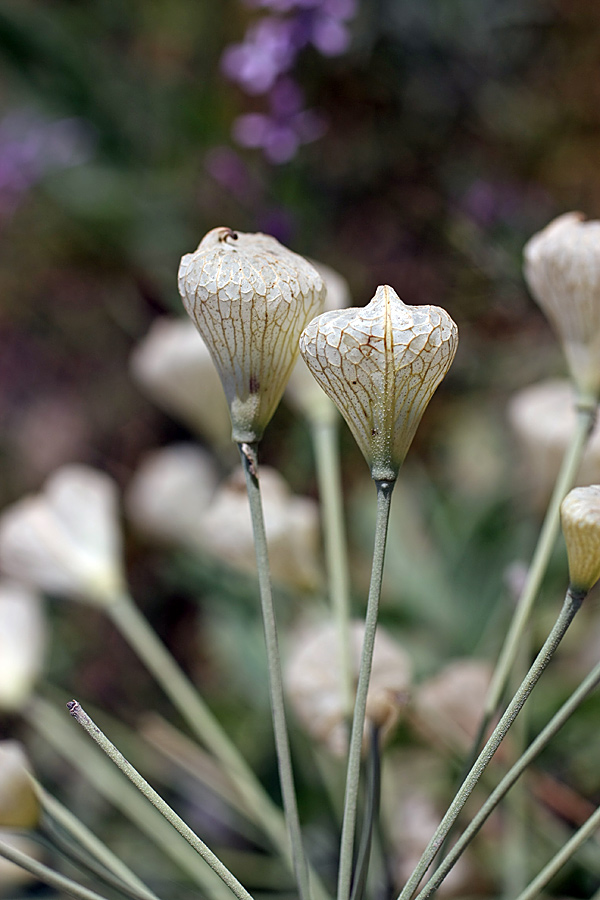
[
  {"xmin": 0, "ymin": 110, "xmax": 94, "ymax": 221},
  {"xmin": 232, "ymin": 77, "xmax": 326, "ymax": 163}
]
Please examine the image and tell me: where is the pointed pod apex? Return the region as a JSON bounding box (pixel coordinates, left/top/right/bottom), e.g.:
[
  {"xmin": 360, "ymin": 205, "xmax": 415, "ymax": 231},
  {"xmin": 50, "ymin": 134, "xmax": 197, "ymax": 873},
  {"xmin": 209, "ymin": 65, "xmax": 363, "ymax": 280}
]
[
  {"xmin": 300, "ymin": 285, "xmax": 458, "ymax": 480},
  {"xmin": 524, "ymin": 213, "xmax": 600, "ymax": 401},
  {"xmin": 178, "ymin": 227, "xmax": 326, "ymax": 443}
]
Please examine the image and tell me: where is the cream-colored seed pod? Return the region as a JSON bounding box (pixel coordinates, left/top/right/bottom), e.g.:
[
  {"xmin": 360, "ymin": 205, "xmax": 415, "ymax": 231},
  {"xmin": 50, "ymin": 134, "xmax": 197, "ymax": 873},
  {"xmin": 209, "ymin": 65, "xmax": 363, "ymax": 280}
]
[
  {"xmin": 560, "ymin": 485, "xmax": 600, "ymax": 593},
  {"xmin": 199, "ymin": 467, "xmax": 322, "ymax": 592},
  {"xmin": 287, "ymin": 258, "xmax": 351, "ymax": 426},
  {"xmin": 125, "ymin": 444, "xmax": 218, "ymax": 546},
  {"xmin": 0, "ymin": 742, "xmax": 39, "ymax": 829},
  {"xmin": 130, "ymin": 317, "xmax": 232, "ymax": 449},
  {"xmin": 0, "ymin": 466, "xmax": 124, "ymax": 606},
  {"xmin": 412, "ymin": 659, "xmax": 493, "ymax": 754},
  {"xmin": 508, "ymin": 379, "xmax": 600, "ymax": 510},
  {"xmin": 178, "ymin": 227, "xmax": 325, "ymax": 443},
  {"xmin": 524, "ymin": 212, "xmax": 600, "ymax": 401},
  {"xmin": 300, "ymin": 285, "xmax": 458, "ymax": 480},
  {"xmin": 0, "ymin": 581, "xmax": 45, "ymax": 711},
  {"xmin": 285, "ymin": 620, "xmax": 412, "ymax": 756}
]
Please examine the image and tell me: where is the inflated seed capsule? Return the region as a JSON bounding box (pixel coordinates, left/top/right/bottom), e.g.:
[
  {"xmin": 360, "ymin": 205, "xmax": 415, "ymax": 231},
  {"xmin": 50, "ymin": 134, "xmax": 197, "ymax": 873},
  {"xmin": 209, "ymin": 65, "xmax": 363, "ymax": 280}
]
[
  {"xmin": 299, "ymin": 285, "xmax": 458, "ymax": 481},
  {"xmin": 561, "ymin": 485, "xmax": 600, "ymax": 593},
  {"xmin": 178, "ymin": 227, "xmax": 325, "ymax": 444}
]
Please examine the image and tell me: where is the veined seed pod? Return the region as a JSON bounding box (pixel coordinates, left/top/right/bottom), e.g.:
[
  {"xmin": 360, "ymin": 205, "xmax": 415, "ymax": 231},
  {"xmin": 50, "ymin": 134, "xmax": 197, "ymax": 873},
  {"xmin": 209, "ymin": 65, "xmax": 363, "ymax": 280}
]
[
  {"xmin": 178, "ymin": 227, "xmax": 325, "ymax": 444},
  {"xmin": 561, "ymin": 485, "xmax": 600, "ymax": 593},
  {"xmin": 299, "ymin": 285, "xmax": 458, "ymax": 481},
  {"xmin": 524, "ymin": 212, "xmax": 600, "ymax": 401}
]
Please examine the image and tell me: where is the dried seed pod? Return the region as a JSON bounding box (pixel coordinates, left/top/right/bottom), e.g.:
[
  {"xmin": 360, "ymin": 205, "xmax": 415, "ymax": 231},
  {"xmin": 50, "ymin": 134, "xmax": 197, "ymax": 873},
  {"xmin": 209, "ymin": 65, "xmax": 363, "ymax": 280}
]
[
  {"xmin": 300, "ymin": 285, "xmax": 458, "ymax": 480},
  {"xmin": 0, "ymin": 581, "xmax": 45, "ymax": 711},
  {"xmin": 130, "ymin": 317, "xmax": 232, "ymax": 450},
  {"xmin": 524, "ymin": 212, "xmax": 600, "ymax": 401},
  {"xmin": 0, "ymin": 466, "xmax": 124, "ymax": 606},
  {"xmin": 178, "ymin": 227, "xmax": 325, "ymax": 443},
  {"xmin": 561, "ymin": 485, "xmax": 600, "ymax": 592}
]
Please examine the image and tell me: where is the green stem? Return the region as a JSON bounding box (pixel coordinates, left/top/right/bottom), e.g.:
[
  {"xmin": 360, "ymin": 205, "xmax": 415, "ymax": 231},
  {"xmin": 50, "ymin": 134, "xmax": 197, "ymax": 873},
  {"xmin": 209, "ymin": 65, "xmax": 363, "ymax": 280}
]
[
  {"xmin": 38, "ymin": 787, "xmax": 159, "ymax": 900},
  {"xmin": 311, "ymin": 418, "xmax": 354, "ymax": 718},
  {"xmin": 483, "ymin": 400, "xmax": 595, "ymax": 723},
  {"xmin": 513, "ymin": 804, "xmax": 600, "ymax": 900},
  {"xmin": 397, "ymin": 586, "xmax": 586, "ymax": 900},
  {"xmin": 67, "ymin": 700, "xmax": 254, "ymax": 900},
  {"xmin": 238, "ymin": 441, "xmax": 311, "ymax": 900},
  {"xmin": 337, "ymin": 479, "xmax": 394, "ymax": 900},
  {"xmin": 108, "ymin": 589, "xmax": 318, "ymax": 893},
  {"xmin": 27, "ymin": 696, "xmax": 232, "ymax": 900},
  {"xmin": 0, "ymin": 836, "xmax": 110, "ymax": 900},
  {"xmin": 414, "ymin": 657, "xmax": 600, "ymax": 900}
]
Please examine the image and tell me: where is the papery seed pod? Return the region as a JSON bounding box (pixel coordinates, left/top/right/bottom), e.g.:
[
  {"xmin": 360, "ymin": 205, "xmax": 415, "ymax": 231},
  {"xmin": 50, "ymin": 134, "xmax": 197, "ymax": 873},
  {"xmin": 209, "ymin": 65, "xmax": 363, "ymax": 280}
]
[
  {"xmin": 199, "ymin": 467, "xmax": 322, "ymax": 592},
  {"xmin": 508, "ymin": 379, "xmax": 600, "ymax": 510},
  {"xmin": 524, "ymin": 213, "xmax": 600, "ymax": 401},
  {"xmin": 560, "ymin": 485, "xmax": 600, "ymax": 593},
  {"xmin": 0, "ymin": 466, "xmax": 124, "ymax": 606},
  {"xmin": 285, "ymin": 620, "xmax": 412, "ymax": 756},
  {"xmin": 0, "ymin": 581, "xmax": 45, "ymax": 712},
  {"xmin": 300, "ymin": 285, "xmax": 458, "ymax": 481},
  {"xmin": 178, "ymin": 227, "xmax": 325, "ymax": 443},
  {"xmin": 125, "ymin": 443, "xmax": 218, "ymax": 546},
  {"xmin": 131, "ymin": 317, "xmax": 232, "ymax": 450},
  {"xmin": 412, "ymin": 659, "xmax": 494, "ymax": 754},
  {"xmin": 286, "ymin": 258, "xmax": 351, "ymax": 426},
  {"xmin": 0, "ymin": 742, "xmax": 39, "ymax": 829}
]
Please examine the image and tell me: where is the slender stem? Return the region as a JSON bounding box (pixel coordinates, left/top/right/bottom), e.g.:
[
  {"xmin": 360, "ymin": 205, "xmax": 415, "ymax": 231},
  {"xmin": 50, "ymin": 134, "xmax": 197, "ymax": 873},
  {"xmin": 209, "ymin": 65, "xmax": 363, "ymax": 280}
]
[
  {"xmin": 311, "ymin": 418, "xmax": 354, "ymax": 718},
  {"xmin": 483, "ymin": 401, "xmax": 595, "ymax": 723},
  {"xmin": 67, "ymin": 700, "xmax": 254, "ymax": 900},
  {"xmin": 0, "ymin": 836, "xmax": 110, "ymax": 900},
  {"xmin": 38, "ymin": 787, "xmax": 159, "ymax": 900},
  {"xmin": 27, "ymin": 696, "xmax": 233, "ymax": 900},
  {"xmin": 238, "ymin": 441, "xmax": 311, "ymax": 900},
  {"xmin": 397, "ymin": 586, "xmax": 586, "ymax": 900},
  {"xmin": 513, "ymin": 804, "xmax": 600, "ymax": 900},
  {"xmin": 338, "ymin": 479, "xmax": 394, "ymax": 900},
  {"xmin": 108, "ymin": 590, "xmax": 322, "ymax": 896},
  {"xmin": 414, "ymin": 658, "xmax": 600, "ymax": 900}
]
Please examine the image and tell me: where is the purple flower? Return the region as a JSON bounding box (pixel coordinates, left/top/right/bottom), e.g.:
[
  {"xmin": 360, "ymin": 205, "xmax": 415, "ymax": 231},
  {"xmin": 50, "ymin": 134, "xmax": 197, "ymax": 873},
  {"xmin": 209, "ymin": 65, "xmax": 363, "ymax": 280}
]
[
  {"xmin": 0, "ymin": 110, "xmax": 94, "ymax": 221},
  {"xmin": 221, "ymin": 17, "xmax": 297, "ymax": 94}
]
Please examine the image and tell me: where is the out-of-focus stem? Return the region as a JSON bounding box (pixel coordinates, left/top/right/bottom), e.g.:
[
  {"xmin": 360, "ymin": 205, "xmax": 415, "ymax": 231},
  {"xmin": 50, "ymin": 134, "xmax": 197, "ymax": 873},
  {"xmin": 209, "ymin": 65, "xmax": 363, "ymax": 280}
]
[
  {"xmin": 239, "ymin": 441, "xmax": 311, "ymax": 900},
  {"xmin": 397, "ymin": 586, "xmax": 586, "ymax": 900},
  {"xmin": 27, "ymin": 696, "xmax": 232, "ymax": 900},
  {"xmin": 38, "ymin": 787, "xmax": 158, "ymax": 900},
  {"xmin": 337, "ymin": 479, "xmax": 394, "ymax": 900},
  {"xmin": 107, "ymin": 590, "xmax": 321, "ymax": 893},
  {"xmin": 311, "ymin": 416, "xmax": 353, "ymax": 719},
  {"xmin": 513, "ymin": 803, "xmax": 600, "ymax": 900},
  {"xmin": 483, "ymin": 400, "xmax": 596, "ymax": 725},
  {"xmin": 67, "ymin": 701, "xmax": 254, "ymax": 900},
  {"xmin": 413, "ymin": 657, "xmax": 600, "ymax": 900},
  {"xmin": 0, "ymin": 836, "xmax": 110, "ymax": 900}
]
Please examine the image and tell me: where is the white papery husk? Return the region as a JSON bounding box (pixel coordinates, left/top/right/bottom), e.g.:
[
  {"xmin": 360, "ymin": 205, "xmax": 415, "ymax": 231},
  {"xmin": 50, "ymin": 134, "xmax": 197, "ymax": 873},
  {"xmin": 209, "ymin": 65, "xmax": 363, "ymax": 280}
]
[
  {"xmin": 0, "ymin": 466, "xmax": 124, "ymax": 606},
  {"xmin": 524, "ymin": 212, "xmax": 600, "ymax": 400},
  {"xmin": 126, "ymin": 443, "xmax": 219, "ymax": 546},
  {"xmin": 508, "ymin": 378, "xmax": 600, "ymax": 510},
  {"xmin": 0, "ymin": 581, "xmax": 45, "ymax": 711},
  {"xmin": 285, "ymin": 619, "xmax": 412, "ymax": 756},
  {"xmin": 561, "ymin": 485, "xmax": 600, "ymax": 592},
  {"xmin": 131, "ymin": 316, "xmax": 232, "ymax": 449},
  {"xmin": 178, "ymin": 227, "xmax": 325, "ymax": 442},
  {"xmin": 300, "ymin": 285, "xmax": 458, "ymax": 480}
]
